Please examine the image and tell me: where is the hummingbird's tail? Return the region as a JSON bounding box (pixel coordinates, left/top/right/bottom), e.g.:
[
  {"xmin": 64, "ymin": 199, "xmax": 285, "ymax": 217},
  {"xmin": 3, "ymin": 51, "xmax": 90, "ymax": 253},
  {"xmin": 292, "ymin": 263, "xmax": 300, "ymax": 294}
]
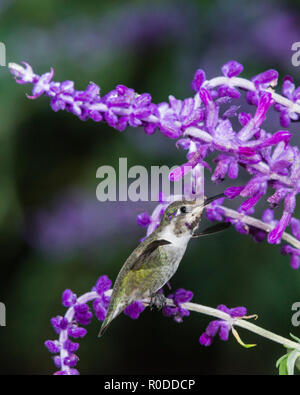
[
  {"xmin": 98, "ymin": 319, "xmax": 111, "ymax": 337},
  {"xmin": 98, "ymin": 301, "xmax": 127, "ymax": 337}
]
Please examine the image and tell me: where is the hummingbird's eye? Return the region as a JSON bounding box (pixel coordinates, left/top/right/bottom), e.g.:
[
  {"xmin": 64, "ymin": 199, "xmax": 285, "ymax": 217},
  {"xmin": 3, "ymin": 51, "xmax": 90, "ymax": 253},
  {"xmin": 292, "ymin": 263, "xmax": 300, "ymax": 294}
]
[{"xmin": 180, "ymin": 206, "xmax": 187, "ymax": 214}]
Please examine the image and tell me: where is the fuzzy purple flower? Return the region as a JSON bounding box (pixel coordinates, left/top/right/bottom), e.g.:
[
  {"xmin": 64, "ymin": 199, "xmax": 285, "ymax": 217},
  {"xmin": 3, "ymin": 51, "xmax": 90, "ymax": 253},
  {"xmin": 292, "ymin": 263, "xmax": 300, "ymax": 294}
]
[
  {"xmin": 62, "ymin": 289, "xmax": 77, "ymax": 308},
  {"xmin": 163, "ymin": 288, "xmax": 193, "ymax": 323},
  {"xmin": 199, "ymin": 305, "xmax": 247, "ymax": 346},
  {"xmin": 124, "ymin": 301, "xmax": 146, "ymax": 319},
  {"xmin": 274, "ymin": 76, "xmax": 300, "ymax": 127},
  {"xmin": 281, "ymin": 244, "xmax": 300, "ymax": 270},
  {"xmin": 221, "ymin": 60, "xmax": 244, "ymax": 78}
]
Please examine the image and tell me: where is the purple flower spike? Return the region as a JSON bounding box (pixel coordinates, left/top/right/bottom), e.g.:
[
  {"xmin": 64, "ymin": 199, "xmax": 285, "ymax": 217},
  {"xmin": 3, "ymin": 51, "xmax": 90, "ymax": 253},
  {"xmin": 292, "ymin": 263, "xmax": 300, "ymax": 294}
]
[
  {"xmin": 124, "ymin": 301, "xmax": 146, "ymax": 319},
  {"xmin": 222, "ymin": 60, "xmax": 244, "ymax": 78},
  {"xmin": 45, "ymin": 276, "xmax": 114, "ymax": 374}
]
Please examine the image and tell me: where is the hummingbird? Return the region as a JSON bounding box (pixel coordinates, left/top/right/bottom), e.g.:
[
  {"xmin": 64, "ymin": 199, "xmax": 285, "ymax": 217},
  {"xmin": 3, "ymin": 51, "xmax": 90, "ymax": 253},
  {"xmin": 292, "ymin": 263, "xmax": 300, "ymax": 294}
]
[{"xmin": 98, "ymin": 194, "xmax": 229, "ymax": 337}]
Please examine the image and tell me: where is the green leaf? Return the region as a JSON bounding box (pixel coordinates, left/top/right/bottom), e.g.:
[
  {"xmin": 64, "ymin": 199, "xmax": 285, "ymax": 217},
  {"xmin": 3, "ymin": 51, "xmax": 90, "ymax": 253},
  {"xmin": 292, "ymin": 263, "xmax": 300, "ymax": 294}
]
[
  {"xmin": 276, "ymin": 354, "xmax": 289, "ymax": 375},
  {"xmin": 290, "ymin": 333, "xmax": 300, "ymax": 344},
  {"xmin": 287, "ymin": 350, "xmax": 300, "ymax": 375},
  {"xmin": 276, "ymin": 354, "xmax": 288, "ymax": 369},
  {"xmin": 279, "ymin": 359, "xmax": 289, "ymax": 375}
]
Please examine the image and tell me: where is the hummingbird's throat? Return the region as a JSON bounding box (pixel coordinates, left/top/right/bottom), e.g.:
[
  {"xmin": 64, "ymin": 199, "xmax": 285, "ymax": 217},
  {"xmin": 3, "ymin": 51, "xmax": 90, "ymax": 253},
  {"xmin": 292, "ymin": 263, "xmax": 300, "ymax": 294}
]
[{"xmin": 185, "ymin": 206, "xmax": 204, "ymax": 232}]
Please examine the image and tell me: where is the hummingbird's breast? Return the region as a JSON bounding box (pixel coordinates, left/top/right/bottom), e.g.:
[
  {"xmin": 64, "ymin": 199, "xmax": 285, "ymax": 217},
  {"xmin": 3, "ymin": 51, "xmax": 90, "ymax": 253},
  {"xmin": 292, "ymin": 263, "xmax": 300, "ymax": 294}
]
[
  {"xmin": 161, "ymin": 242, "xmax": 187, "ymax": 278},
  {"xmin": 150, "ymin": 223, "xmax": 191, "ymax": 294}
]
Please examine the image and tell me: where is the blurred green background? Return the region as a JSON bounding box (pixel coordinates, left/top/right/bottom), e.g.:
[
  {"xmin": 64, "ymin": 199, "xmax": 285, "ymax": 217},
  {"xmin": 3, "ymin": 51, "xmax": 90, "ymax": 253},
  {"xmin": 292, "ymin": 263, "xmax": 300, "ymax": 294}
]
[{"xmin": 0, "ymin": 0, "xmax": 300, "ymax": 375}]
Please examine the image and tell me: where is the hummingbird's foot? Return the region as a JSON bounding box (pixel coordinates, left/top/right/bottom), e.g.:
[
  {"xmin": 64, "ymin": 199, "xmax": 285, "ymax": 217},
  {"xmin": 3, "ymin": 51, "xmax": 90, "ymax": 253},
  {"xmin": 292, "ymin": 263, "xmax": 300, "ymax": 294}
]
[{"xmin": 149, "ymin": 292, "xmax": 167, "ymax": 310}]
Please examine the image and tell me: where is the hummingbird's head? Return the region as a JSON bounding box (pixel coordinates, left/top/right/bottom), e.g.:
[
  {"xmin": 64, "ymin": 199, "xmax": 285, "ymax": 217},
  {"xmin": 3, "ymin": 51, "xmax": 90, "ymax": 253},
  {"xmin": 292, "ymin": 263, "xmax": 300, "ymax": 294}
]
[{"xmin": 161, "ymin": 194, "xmax": 224, "ymax": 237}]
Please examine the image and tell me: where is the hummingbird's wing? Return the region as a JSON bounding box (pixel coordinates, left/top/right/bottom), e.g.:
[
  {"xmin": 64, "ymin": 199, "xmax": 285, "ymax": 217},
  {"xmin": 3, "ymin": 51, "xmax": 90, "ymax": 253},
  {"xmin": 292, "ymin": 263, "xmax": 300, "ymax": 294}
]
[
  {"xmin": 192, "ymin": 222, "xmax": 230, "ymax": 237},
  {"xmin": 98, "ymin": 238, "xmax": 171, "ymax": 337},
  {"xmin": 128, "ymin": 239, "xmax": 171, "ymax": 271}
]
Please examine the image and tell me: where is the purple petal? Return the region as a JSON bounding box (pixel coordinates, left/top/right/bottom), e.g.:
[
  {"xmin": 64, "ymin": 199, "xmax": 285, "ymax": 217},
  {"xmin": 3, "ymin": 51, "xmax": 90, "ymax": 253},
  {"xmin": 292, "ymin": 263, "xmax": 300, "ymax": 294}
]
[
  {"xmin": 124, "ymin": 301, "xmax": 145, "ymax": 320},
  {"xmin": 218, "ymin": 322, "xmax": 230, "ymax": 341},
  {"xmin": 291, "ymin": 218, "xmax": 300, "ymax": 240},
  {"xmin": 221, "ymin": 60, "xmax": 243, "ymax": 78},
  {"xmin": 268, "ymin": 212, "xmax": 291, "ymax": 244},
  {"xmin": 95, "ymin": 275, "xmax": 112, "ymax": 295},
  {"xmin": 45, "ymin": 340, "xmax": 61, "ymax": 354},
  {"xmin": 67, "ymin": 325, "xmax": 87, "ymax": 338},
  {"xmin": 229, "ymin": 306, "xmax": 247, "ymax": 318},
  {"xmin": 252, "ymin": 69, "xmax": 278, "ymax": 88},
  {"xmin": 173, "ymin": 288, "xmax": 193, "ymax": 304},
  {"xmin": 63, "ymin": 339, "xmax": 79, "ymax": 353},
  {"xmin": 224, "ymin": 186, "xmax": 244, "ymax": 199},
  {"xmin": 199, "ymin": 333, "xmax": 213, "ymax": 346},
  {"xmin": 206, "ymin": 320, "xmax": 221, "ymax": 337},
  {"xmin": 191, "ymin": 69, "xmax": 206, "ymax": 91},
  {"xmin": 62, "ymin": 289, "xmax": 77, "ymax": 307}
]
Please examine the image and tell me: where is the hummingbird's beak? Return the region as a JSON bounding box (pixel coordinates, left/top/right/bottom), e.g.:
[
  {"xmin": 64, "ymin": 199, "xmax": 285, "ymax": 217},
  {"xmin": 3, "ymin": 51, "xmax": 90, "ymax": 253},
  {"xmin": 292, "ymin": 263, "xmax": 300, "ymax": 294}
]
[
  {"xmin": 202, "ymin": 193, "xmax": 225, "ymax": 207},
  {"xmin": 192, "ymin": 193, "xmax": 224, "ymax": 211}
]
